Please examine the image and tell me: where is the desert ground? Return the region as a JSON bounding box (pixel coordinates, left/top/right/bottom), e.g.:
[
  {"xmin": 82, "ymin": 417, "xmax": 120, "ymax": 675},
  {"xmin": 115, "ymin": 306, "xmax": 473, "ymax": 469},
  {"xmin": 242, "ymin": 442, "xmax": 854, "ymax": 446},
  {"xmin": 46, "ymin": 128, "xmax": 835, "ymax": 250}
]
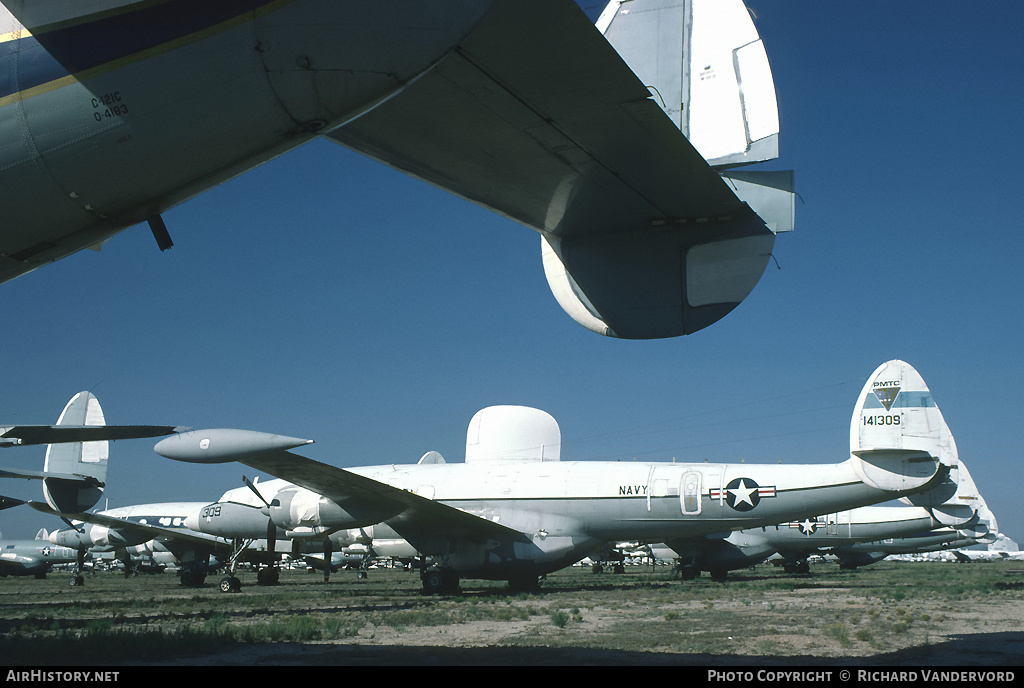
[{"xmin": 1, "ymin": 558, "xmax": 1021, "ymax": 666}]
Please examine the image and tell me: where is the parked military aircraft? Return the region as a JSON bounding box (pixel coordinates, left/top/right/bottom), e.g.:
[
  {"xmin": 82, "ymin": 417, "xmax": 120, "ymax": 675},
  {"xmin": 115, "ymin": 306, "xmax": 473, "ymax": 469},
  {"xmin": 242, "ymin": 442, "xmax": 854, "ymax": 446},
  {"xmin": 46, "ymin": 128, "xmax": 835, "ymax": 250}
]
[
  {"xmin": 155, "ymin": 397, "xmax": 949, "ymax": 593},
  {"xmin": 0, "ymin": 0, "xmax": 793, "ymax": 339},
  {"xmin": 661, "ymin": 360, "xmax": 995, "ymax": 579},
  {"xmin": 0, "ymin": 390, "xmax": 182, "ymax": 512},
  {"xmin": 0, "ymin": 528, "xmax": 77, "ymax": 578}
]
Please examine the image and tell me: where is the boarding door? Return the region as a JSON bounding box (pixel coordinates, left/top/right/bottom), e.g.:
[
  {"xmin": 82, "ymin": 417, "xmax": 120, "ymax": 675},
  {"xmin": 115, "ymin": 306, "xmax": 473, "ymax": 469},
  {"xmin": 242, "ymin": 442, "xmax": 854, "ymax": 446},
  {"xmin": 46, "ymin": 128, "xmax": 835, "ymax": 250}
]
[{"xmin": 678, "ymin": 466, "xmax": 723, "ymax": 515}]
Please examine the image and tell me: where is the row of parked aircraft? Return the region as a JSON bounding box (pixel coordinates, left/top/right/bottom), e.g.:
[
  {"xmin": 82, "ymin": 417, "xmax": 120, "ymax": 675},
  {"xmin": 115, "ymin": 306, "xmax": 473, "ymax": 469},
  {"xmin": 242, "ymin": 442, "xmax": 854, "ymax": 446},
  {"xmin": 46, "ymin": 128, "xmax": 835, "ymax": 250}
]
[{"xmin": 0, "ymin": 359, "xmax": 1006, "ymax": 594}]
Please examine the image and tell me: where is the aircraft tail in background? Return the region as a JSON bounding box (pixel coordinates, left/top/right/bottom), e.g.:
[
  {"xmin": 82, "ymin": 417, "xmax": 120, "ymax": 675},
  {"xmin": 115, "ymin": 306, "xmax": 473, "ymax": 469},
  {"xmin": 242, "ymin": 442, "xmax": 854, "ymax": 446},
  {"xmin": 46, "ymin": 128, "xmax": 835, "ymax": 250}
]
[{"xmin": 43, "ymin": 392, "xmax": 108, "ymax": 514}]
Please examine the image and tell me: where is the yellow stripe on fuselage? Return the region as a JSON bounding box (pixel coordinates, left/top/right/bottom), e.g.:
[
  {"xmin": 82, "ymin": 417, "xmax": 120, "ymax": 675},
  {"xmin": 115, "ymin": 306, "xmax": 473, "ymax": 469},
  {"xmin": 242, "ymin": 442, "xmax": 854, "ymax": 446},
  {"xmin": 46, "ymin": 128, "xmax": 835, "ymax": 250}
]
[{"xmin": 0, "ymin": 0, "xmax": 293, "ymax": 109}]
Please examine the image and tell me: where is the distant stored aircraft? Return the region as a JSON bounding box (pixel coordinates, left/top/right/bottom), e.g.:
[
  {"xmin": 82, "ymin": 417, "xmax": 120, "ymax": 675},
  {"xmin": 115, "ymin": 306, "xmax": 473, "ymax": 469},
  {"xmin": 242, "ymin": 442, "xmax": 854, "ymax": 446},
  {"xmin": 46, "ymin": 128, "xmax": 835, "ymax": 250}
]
[
  {"xmin": 0, "ymin": 528, "xmax": 77, "ymax": 578},
  {"xmin": 0, "ymin": 390, "xmax": 182, "ymax": 512},
  {"xmin": 662, "ymin": 360, "xmax": 997, "ymax": 579},
  {"xmin": 37, "ymin": 500, "xmax": 229, "ymax": 587},
  {"xmin": 0, "ymin": 0, "xmax": 793, "ymax": 339},
  {"xmin": 155, "ymin": 399, "xmax": 949, "ymax": 594}
]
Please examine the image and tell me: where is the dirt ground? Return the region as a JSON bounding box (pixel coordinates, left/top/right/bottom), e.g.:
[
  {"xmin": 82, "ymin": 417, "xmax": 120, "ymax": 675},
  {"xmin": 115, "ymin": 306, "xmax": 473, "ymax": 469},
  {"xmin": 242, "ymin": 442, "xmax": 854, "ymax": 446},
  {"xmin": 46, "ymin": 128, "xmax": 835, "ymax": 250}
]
[
  {"xmin": 4, "ymin": 561, "xmax": 1022, "ymax": 666},
  {"xmin": 144, "ymin": 564, "xmax": 1024, "ymax": 666}
]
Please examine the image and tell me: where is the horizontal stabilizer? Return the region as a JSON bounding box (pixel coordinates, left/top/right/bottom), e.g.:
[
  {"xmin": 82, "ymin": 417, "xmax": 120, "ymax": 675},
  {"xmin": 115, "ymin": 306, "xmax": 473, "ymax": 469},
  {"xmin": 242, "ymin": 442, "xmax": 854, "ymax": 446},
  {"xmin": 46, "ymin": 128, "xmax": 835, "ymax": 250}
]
[
  {"xmin": 0, "ymin": 424, "xmax": 188, "ymax": 447},
  {"xmin": 0, "ymin": 495, "xmax": 26, "ymax": 511},
  {"xmin": 851, "ymin": 449, "xmax": 943, "ymax": 494},
  {"xmin": 329, "ymin": 0, "xmax": 783, "ymax": 339}
]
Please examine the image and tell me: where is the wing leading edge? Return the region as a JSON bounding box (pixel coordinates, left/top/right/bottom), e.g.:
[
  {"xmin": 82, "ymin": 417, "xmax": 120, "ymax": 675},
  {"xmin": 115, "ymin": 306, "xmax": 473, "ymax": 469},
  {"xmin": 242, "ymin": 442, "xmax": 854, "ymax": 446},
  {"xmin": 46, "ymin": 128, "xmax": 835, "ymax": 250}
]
[
  {"xmin": 327, "ymin": 0, "xmax": 789, "ymax": 339},
  {"xmin": 155, "ymin": 429, "xmax": 528, "ymax": 546}
]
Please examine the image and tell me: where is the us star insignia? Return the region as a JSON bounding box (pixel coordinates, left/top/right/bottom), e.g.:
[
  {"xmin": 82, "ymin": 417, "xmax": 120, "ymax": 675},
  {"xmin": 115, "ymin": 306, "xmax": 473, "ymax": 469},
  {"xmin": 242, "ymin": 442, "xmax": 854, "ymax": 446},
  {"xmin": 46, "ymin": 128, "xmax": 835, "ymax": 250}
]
[{"xmin": 710, "ymin": 478, "xmax": 777, "ymax": 511}]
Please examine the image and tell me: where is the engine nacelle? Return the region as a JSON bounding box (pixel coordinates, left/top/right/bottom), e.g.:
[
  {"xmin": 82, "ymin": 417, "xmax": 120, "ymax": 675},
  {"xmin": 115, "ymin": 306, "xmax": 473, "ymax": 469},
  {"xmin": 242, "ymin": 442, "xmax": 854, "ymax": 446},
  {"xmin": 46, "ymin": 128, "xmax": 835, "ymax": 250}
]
[
  {"xmin": 268, "ymin": 486, "xmax": 401, "ymax": 532},
  {"xmin": 186, "ymin": 501, "xmax": 273, "ymax": 538}
]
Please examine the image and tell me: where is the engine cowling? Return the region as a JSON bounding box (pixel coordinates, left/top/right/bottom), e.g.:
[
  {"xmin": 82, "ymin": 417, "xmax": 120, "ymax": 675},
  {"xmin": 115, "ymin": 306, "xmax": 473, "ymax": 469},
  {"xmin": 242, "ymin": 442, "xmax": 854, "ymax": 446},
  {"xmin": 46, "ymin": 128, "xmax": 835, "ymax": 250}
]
[{"xmin": 268, "ymin": 486, "xmax": 402, "ymax": 532}]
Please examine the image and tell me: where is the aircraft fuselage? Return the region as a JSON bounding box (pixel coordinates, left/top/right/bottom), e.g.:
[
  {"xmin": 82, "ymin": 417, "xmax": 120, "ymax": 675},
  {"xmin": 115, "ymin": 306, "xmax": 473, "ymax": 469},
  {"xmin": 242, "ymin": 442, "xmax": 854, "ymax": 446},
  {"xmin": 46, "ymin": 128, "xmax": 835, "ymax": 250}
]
[
  {"xmin": 190, "ymin": 456, "xmax": 943, "ymax": 579},
  {"xmin": 0, "ymin": 0, "xmax": 490, "ymax": 280}
]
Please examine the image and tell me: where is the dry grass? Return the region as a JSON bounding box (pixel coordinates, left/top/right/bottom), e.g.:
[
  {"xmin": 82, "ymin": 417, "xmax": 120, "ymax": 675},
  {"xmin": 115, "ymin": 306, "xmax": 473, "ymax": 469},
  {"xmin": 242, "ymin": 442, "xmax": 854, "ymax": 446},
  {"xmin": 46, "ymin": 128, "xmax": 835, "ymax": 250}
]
[{"xmin": 1, "ymin": 559, "xmax": 1022, "ymax": 665}]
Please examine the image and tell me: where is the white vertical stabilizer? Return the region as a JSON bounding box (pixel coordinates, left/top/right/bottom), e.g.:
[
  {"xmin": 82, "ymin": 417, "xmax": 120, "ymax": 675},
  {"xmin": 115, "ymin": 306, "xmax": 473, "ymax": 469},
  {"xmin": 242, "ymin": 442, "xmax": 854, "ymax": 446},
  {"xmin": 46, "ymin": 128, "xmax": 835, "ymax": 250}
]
[
  {"xmin": 43, "ymin": 392, "xmax": 108, "ymax": 513},
  {"xmin": 599, "ymin": 0, "xmax": 780, "ymax": 167}
]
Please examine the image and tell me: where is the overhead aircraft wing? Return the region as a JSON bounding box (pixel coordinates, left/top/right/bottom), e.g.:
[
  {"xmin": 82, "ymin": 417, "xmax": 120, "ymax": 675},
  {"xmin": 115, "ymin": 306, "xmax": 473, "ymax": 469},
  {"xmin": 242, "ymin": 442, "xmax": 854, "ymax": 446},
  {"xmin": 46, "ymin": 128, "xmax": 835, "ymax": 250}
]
[
  {"xmin": 25, "ymin": 500, "xmax": 231, "ymax": 550},
  {"xmin": 0, "ymin": 424, "xmax": 187, "ymax": 448},
  {"xmin": 327, "ymin": 0, "xmax": 787, "ymax": 339},
  {"xmin": 155, "ymin": 430, "xmax": 527, "ymax": 543}
]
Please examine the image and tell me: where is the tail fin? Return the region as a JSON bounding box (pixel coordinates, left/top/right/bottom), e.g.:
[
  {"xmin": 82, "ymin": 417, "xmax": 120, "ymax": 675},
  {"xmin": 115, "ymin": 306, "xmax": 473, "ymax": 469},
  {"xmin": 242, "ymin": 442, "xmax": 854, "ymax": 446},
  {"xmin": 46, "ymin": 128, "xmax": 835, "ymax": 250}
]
[
  {"xmin": 849, "ymin": 360, "xmax": 954, "ymax": 493},
  {"xmin": 596, "ymin": 0, "xmax": 795, "ymax": 247},
  {"xmin": 42, "ymin": 392, "xmax": 107, "ymax": 513},
  {"xmin": 599, "ymin": 0, "xmax": 779, "ymax": 167},
  {"xmin": 851, "ymin": 360, "xmax": 957, "ymax": 463},
  {"xmin": 931, "ymin": 459, "xmax": 998, "ymax": 539}
]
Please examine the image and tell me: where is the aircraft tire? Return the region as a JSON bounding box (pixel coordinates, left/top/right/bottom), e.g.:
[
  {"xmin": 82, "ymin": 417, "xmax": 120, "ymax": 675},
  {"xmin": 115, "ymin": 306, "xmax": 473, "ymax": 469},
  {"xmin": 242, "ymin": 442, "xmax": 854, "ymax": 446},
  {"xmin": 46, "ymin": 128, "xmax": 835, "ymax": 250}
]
[
  {"xmin": 69, "ymin": 575, "xmax": 84, "ymax": 587},
  {"xmin": 680, "ymin": 565, "xmax": 699, "ymax": 581},
  {"xmin": 796, "ymin": 560, "xmax": 810, "ymax": 574},
  {"xmin": 421, "ymin": 568, "xmax": 458, "ymax": 595},
  {"xmin": 710, "ymin": 568, "xmax": 728, "ymax": 582},
  {"xmin": 219, "ymin": 576, "xmax": 242, "ymax": 593}
]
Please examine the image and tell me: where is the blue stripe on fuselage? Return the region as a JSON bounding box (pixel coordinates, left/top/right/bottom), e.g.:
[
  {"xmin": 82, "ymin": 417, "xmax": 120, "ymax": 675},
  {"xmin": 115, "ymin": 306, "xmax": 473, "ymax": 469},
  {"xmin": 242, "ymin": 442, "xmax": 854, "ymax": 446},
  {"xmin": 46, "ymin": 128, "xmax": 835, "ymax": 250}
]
[{"xmin": 1, "ymin": 0, "xmax": 287, "ymax": 102}]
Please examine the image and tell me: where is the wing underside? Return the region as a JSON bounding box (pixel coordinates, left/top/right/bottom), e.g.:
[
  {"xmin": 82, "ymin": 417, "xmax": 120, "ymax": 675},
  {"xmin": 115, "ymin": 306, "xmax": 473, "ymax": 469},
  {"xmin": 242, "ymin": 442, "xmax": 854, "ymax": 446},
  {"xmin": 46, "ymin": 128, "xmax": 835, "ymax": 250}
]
[{"xmin": 328, "ymin": 0, "xmax": 784, "ymax": 339}]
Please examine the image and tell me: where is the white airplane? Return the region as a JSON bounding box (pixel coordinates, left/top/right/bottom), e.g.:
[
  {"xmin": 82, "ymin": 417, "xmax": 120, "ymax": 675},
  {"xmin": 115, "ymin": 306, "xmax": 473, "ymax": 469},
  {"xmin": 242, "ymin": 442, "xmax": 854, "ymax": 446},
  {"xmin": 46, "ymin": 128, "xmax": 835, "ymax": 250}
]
[
  {"xmin": 0, "ymin": 390, "xmax": 182, "ymax": 512},
  {"xmin": 0, "ymin": 0, "xmax": 794, "ymax": 339},
  {"xmin": 661, "ymin": 360, "xmax": 997, "ymax": 578},
  {"xmin": 155, "ymin": 395, "xmax": 951, "ymax": 594}
]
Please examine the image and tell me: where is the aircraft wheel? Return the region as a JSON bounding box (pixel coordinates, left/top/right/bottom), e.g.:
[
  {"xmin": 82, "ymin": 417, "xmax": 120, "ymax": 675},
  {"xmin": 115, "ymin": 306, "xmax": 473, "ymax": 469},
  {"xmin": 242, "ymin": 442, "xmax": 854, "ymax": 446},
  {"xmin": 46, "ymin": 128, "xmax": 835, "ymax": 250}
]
[
  {"xmin": 796, "ymin": 560, "xmax": 810, "ymax": 574},
  {"xmin": 679, "ymin": 565, "xmax": 699, "ymax": 581},
  {"xmin": 356, "ymin": 570, "xmax": 368, "ymax": 579},
  {"xmin": 219, "ymin": 576, "xmax": 242, "ymax": 593},
  {"xmin": 613, "ymin": 564, "xmax": 625, "ymax": 574},
  {"xmin": 421, "ymin": 568, "xmax": 458, "ymax": 595},
  {"xmin": 69, "ymin": 575, "xmax": 84, "ymax": 587},
  {"xmin": 783, "ymin": 562, "xmax": 797, "ymax": 574},
  {"xmin": 591, "ymin": 563, "xmax": 603, "ymax": 574},
  {"xmin": 710, "ymin": 568, "xmax": 728, "ymax": 582}
]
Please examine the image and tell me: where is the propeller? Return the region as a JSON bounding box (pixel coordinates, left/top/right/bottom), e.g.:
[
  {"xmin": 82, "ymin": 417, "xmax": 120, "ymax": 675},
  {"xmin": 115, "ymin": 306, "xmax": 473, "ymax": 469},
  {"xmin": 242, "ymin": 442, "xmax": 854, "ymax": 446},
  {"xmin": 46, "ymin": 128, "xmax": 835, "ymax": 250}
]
[{"xmin": 243, "ymin": 476, "xmax": 279, "ymax": 574}]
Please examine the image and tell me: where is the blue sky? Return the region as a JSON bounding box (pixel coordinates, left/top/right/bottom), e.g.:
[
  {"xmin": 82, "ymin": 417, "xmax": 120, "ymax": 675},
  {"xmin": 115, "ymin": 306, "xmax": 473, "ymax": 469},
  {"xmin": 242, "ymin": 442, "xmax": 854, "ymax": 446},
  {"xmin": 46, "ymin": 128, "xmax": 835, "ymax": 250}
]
[{"xmin": 1, "ymin": 2, "xmax": 1022, "ymax": 546}]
